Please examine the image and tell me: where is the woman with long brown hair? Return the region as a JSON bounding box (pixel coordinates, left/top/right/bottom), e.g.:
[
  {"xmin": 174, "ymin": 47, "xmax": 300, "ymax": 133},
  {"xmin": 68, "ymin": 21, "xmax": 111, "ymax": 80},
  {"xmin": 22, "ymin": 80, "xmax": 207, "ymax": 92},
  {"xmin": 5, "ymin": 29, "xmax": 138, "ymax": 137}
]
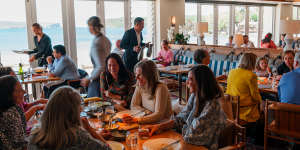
[
  {"xmin": 100, "ymin": 53, "xmax": 135, "ymax": 110},
  {"xmin": 28, "ymin": 86, "xmax": 111, "ymax": 150},
  {"xmin": 143, "ymin": 65, "xmax": 227, "ymax": 150},
  {"xmin": 0, "ymin": 75, "xmax": 27, "ymax": 150},
  {"xmin": 128, "ymin": 60, "xmax": 172, "ymax": 124}
]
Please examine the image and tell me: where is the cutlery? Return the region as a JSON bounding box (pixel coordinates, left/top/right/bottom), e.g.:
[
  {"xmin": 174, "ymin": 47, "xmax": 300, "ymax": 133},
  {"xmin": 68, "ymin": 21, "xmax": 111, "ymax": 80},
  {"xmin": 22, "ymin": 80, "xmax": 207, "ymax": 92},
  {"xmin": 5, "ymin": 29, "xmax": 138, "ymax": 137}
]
[{"xmin": 161, "ymin": 140, "xmax": 180, "ymax": 150}]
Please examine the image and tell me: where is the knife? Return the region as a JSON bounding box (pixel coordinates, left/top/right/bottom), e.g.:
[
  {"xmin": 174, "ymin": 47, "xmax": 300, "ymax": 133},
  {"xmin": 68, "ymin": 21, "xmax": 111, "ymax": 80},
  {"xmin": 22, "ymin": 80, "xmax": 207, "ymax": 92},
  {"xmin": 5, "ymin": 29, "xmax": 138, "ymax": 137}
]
[{"xmin": 161, "ymin": 140, "xmax": 180, "ymax": 150}]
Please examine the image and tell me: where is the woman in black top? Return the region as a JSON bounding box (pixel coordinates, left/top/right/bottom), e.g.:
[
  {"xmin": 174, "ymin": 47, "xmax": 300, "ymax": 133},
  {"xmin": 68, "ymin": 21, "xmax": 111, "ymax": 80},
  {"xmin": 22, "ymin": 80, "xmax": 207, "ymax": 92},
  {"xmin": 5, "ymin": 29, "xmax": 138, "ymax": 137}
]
[
  {"xmin": 28, "ymin": 23, "xmax": 53, "ymax": 67},
  {"xmin": 277, "ymin": 50, "xmax": 295, "ymax": 75}
]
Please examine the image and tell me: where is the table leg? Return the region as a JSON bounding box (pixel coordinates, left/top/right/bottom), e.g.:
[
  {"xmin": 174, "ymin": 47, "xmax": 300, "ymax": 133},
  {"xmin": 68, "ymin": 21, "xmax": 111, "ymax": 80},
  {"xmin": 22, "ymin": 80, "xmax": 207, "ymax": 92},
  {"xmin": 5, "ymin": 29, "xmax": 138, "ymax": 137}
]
[
  {"xmin": 32, "ymin": 83, "xmax": 37, "ymax": 100},
  {"xmin": 178, "ymin": 74, "xmax": 182, "ymax": 105},
  {"xmin": 185, "ymin": 85, "xmax": 189, "ymax": 103}
]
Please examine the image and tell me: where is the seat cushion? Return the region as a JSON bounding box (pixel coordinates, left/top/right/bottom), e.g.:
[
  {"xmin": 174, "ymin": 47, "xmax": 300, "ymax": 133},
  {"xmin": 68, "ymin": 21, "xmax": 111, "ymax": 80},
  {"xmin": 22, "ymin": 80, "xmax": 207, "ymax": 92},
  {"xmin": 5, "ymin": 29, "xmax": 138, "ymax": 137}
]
[{"xmin": 209, "ymin": 60, "xmax": 238, "ymax": 76}]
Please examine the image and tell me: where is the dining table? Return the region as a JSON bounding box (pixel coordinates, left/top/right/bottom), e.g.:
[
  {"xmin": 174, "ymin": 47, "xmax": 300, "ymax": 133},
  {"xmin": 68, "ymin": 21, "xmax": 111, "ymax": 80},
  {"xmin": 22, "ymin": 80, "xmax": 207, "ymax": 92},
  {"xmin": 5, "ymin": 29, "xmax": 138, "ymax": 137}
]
[
  {"xmin": 88, "ymin": 116, "xmax": 207, "ymax": 150},
  {"xmin": 20, "ymin": 73, "xmax": 60, "ymax": 100},
  {"xmin": 157, "ymin": 64, "xmax": 194, "ymax": 105},
  {"xmin": 217, "ymin": 77, "xmax": 278, "ymax": 95}
]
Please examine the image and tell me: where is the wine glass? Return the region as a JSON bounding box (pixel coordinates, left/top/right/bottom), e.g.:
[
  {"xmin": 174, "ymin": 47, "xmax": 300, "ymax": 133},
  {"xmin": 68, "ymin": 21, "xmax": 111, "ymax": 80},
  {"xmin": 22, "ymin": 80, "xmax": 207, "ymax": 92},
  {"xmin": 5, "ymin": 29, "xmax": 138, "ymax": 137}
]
[
  {"xmin": 95, "ymin": 109, "xmax": 103, "ymax": 129},
  {"xmin": 105, "ymin": 105, "xmax": 115, "ymax": 114}
]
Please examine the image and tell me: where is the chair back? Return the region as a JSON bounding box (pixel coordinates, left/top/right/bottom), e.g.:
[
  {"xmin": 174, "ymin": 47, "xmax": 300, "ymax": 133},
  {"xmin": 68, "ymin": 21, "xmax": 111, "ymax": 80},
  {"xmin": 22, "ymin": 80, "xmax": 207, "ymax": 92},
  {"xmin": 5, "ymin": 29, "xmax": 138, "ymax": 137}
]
[
  {"xmin": 222, "ymin": 94, "xmax": 240, "ymax": 123},
  {"xmin": 219, "ymin": 119, "xmax": 246, "ymax": 150},
  {"xmin": 265, "ymin": 100, "xmax": 300, "ymax": 140}
]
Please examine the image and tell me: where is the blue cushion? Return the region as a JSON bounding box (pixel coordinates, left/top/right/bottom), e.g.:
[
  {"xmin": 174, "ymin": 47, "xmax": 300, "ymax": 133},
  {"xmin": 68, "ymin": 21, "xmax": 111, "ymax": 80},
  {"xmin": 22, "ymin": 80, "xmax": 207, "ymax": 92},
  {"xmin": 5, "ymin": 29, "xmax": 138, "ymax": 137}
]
[
  {"xmin": 209, "ymin": 60, "xmax": 237, "ymax": 76},
  {"xmin": 173, "ymin": 52, "xmax": 237, "ymax": 77},
  {"xmin": 177, "ymin": 55, "xmax": 195, "ymax": 65}
]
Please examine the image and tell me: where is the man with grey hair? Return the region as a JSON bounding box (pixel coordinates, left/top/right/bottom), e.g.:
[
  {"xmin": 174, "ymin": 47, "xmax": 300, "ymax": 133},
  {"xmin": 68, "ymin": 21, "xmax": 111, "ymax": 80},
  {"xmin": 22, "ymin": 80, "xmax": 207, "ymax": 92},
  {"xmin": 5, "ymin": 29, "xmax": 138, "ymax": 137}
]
[
  {"xmin": 120, "ymin": 17, "xmax": 146, "ymax": 72},
  {"xmin": 278, "ymin": 52, "xmax": 300, "ymax": 105}
]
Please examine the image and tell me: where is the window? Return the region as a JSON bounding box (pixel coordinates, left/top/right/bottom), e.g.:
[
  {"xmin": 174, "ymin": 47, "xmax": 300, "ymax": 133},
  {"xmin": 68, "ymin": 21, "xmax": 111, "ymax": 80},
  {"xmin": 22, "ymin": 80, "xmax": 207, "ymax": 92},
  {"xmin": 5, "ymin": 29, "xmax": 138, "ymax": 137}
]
[
  {"xmin": 262, "ymin": 6, "xmax": 274, "ymax": 41},
  {"xmin": 0, "ymin": 0, "xmax": 28, "ymax": 69},
  {"xmin": 74, "ymin": 0, "xmax": 96, "ymax": 70},
  {"xmin": 201, "ymin": 5, "xmax": 214, "ymax": 45},
  {"xmin": 218, "ymin": 5, "xmax": 230, "ymax": 46},
  {"xmin": 105, "ymin": 1, "xmax": 125, "ymax": 50},
  {"xmin": 131, "ymin": 0, "xmax": 155, "ymax": 58},
  {"xmin": 293, "ymin": 6, "xmax": 300, "ymax": 20},
  {"xmin": 185, "ymin": 3, "xmax": 197, "ymax": 44},
  {"xmin": 235, "ymin": 6, "xmax": 246, "ymax": 35},
  {"xmin": 249, "ymin": 7, "xmax": 259, "ymax": 47},
  {"xmin": 36, "ymin": 0, "xmax": 64, "ymax": 45}
]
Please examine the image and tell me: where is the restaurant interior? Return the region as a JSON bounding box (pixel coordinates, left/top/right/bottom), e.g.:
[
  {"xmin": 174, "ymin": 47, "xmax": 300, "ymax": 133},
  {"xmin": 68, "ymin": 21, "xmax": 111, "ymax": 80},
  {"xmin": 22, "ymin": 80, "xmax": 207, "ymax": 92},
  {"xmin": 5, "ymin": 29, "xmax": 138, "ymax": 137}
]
[{"xmin": 2, "ymin": 0, "xmax": 300, "ymax": 150}]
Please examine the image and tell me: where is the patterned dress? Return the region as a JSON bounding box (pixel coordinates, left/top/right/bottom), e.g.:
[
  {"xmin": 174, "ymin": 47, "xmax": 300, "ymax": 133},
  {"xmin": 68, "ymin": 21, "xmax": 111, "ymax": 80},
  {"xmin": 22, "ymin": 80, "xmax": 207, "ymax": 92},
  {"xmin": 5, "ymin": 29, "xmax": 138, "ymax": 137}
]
[
  {"xmin": 174, "ymin": 94, "xmax": 227, "ymax": 150},
  {"xmin": 0, "ymin": 105, "xmax": 27, "ymax": 150},
  {"xmin": 28, "ymin": 129, "xmax": 111, "ymax": 150},
  {"xmin": 100, "ymin": 72, "xmax": 135, "ymax": 108}
]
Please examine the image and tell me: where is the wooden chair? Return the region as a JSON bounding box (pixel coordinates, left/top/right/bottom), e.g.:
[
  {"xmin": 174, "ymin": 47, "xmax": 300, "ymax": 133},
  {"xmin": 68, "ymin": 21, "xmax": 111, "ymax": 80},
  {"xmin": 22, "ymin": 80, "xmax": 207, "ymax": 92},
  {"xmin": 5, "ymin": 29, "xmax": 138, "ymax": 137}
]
[
  {"xmin": 264, "ymin": 100, "xmax": 300, "ymax": 150},
  {"xmin": 159, "ymin": 77, "xmax": 179, "ymax": 92},
  {"xmin": 221, "ymin": 94, "xmax": 240, "ymax": 123},
  {"xmin": 219, "ymin": 119, "xmax": 246, "ymax": 150},
  {"xmin": 67, "ymin": 79, "xmax": 86, "ymax": 94}
]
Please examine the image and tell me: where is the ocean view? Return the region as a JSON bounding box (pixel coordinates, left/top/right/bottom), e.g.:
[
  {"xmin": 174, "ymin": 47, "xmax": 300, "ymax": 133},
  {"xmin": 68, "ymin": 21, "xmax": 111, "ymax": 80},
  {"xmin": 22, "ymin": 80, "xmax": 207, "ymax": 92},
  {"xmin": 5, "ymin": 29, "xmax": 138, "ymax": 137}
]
[{"xmin": 0, "ymin": 24, "xmax": 147, "ymax": 70}]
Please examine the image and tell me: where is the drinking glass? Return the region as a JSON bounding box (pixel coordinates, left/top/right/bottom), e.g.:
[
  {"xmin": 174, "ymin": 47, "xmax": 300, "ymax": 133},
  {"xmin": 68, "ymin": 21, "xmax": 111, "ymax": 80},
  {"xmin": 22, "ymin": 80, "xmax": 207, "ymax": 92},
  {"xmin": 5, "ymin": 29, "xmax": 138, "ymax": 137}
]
[
  {"xmin": 105, "ymin": 105, "xmax": 115, "ymax": 114},
  {"xmin": 126, "ymin": 132, "xmax": 138, "ymax": 148},
  {"xmin": 95, "ymin": 109, "xmax": 103, "ymax": 129},
  {"xmin": 178, "ymin": 62, "xmax": 184, "ymax": 71},
  {"xmin": 89, "ymin": 101, "xmax": 97, "ymax": 113}
]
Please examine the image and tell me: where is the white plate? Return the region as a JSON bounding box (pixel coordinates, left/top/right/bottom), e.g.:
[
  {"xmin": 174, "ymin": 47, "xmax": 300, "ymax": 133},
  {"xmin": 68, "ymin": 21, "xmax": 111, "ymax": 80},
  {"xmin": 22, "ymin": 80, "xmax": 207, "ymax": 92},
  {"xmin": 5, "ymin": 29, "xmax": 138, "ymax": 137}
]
[
  {"xmin": 143, "ymin": 138, "xmax": 182, "ymax": 150},
  {"xmin": 107, "ymin": 141, "xmax": 125, "ymax": 150}
]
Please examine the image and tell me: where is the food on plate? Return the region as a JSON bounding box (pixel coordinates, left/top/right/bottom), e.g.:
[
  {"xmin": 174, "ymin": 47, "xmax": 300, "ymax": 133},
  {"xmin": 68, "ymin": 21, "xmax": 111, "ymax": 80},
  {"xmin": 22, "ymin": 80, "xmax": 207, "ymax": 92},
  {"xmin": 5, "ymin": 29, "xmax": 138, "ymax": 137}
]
[
  {"xmin": 120, "ymin": 113, "xmax": 138, "ymax": 123},
  {"xmin": 117, "ymin": 122, "xmax": 139, "ymax": 131},
  {"xmin": 103, "ymin": 123, "xmax": 119, "ymax": 131},
  {"xmin": 33, "ymin": 67, "xmax": 45, "ymax": 73},
  {"xmin": 83, "ymin": 97, "xmax": 102, "ymax": 103}
]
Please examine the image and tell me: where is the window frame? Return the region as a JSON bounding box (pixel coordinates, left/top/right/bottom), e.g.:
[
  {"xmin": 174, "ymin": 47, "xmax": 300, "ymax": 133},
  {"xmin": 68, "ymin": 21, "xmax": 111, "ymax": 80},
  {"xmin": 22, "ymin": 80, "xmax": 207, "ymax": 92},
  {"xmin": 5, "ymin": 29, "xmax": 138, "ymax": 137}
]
[{"xmin": 186, "ymin": 2, "xmax": 276, "ymax": 47}]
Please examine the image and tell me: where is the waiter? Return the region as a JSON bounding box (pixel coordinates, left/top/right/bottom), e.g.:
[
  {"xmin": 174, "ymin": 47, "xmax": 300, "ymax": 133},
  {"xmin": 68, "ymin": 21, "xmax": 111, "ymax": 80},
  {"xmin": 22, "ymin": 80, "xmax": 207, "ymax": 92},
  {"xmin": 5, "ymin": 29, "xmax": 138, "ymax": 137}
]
[
  {"xmin": 120, "ymin": 17, "xmax": 146, "ymax": 72},
  {"xmin": 28, "ymin": 23, "xmax": 53, "ymax": 67},
  {"xmin": 80, "ymin": 16, "xmax": 111, "ymax": 97}
]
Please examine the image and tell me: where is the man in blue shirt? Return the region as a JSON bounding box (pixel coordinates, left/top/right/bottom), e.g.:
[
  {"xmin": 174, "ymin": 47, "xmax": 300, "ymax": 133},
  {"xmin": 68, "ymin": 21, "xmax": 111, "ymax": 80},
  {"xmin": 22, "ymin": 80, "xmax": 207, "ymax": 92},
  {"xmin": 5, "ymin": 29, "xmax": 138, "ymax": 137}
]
[
  {"xmin": 43, "ymin": 45, "xmax": 80, "ymax": 98},
  {"xmin": 278, "ymin": 52, "xmax": 300, "ymax": 105}
]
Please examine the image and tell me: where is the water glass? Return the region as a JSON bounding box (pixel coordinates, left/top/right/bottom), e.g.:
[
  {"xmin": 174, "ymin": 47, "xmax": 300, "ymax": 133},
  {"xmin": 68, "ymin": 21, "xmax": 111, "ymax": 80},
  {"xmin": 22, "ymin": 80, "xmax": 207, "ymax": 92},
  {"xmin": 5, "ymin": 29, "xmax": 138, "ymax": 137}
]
[
  {"xmin": 28, "ymin": 68, "xmax": 32, "ymax": 79},
  {"xmin": 178, "ymin": 62, "xmax": 184, "ymax": 71},
  {"xmin": 89, "ymin": 101, "xmax": 97, "ymax": 112},
  {"xmin": 126, "ymin": 132, "xmax": 138, "ymax": 148}
]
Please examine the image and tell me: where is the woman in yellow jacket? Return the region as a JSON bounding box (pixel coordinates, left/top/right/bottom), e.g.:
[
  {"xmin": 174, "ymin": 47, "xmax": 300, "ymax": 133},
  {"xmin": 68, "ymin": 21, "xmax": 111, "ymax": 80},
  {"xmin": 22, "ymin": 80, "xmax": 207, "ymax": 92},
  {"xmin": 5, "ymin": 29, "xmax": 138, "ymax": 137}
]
[{"xmin": 226, "ymin": 53, "xmax": 262, "ymax": 123}]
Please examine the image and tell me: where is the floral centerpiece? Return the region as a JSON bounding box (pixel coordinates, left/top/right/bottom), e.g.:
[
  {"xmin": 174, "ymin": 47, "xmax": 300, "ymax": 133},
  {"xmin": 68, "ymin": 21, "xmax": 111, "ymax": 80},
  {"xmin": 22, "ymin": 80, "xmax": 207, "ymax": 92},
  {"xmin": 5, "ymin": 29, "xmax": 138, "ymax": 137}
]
[{"xmin": 167, "ymin": 21, "xmax": 195, "ymax": 45}]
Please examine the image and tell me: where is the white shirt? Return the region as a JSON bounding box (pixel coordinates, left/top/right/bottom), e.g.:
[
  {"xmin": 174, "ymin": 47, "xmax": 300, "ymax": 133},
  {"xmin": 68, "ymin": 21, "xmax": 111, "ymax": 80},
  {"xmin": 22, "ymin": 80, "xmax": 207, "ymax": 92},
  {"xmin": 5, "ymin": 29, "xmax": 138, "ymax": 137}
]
[
  {"xmin": 111, "ymin": 47, "xmax": 124, "ymax": 58},
  {"xmin": 241, "ymin": 41, "xmax": 255, "ymax": 48},
  {"xmin": 136, "ymin": 31, "xmax": 141, "ymax": 46}
]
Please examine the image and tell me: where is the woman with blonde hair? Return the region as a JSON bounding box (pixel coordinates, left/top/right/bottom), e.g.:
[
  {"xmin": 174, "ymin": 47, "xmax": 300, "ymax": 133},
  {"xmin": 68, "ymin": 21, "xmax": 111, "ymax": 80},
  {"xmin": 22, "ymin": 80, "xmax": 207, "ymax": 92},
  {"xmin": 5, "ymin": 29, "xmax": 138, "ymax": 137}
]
[
  {"xmin": 226, "ymin": 53, "xmax": 262, "ymax": 142},
  {"xmin": 28, "ymin": 86, "xmax": 111, "ymax": 150},
  {"xmin": 125, "ymin": 60, "xmax": 172, "ymax": 124},
  {"xmin": 226, "ymin": 53, "xmax": 261, "ymax": 123}
]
